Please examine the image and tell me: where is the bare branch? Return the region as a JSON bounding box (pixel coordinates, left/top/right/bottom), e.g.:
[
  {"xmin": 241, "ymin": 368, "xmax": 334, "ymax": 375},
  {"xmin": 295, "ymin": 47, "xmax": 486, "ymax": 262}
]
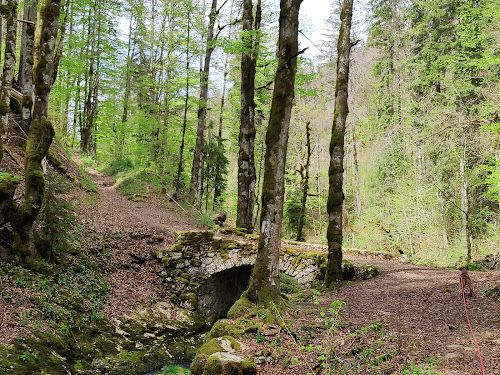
[
  {"xmin": 217, "ymin": 0, "xmax": 230, "ymax": 14},
  {"xmin": 16, "ymin": 19, "xmax": 36, "ymax": 25},
  {"xmin": 256, "ymin": 80, "xmax": 273, "ymax": 91}
]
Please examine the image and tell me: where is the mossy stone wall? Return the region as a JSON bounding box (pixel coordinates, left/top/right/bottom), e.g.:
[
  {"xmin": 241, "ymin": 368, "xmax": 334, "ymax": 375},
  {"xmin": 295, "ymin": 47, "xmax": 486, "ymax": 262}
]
[{"xmin": 157, "ymin": 231, "xmax": 325, "ymax": 317}]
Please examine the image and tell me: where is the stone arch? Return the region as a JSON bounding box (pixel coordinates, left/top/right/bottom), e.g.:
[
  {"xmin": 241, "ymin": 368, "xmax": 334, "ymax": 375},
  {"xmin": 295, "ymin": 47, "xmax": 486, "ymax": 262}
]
[{"xmin": 157, "ymin": 231, "xmax": 326, "ymax": 317}]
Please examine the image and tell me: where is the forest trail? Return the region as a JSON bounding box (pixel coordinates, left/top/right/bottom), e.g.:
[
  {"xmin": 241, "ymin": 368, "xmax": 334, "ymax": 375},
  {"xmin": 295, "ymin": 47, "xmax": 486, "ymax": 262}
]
[
  {"xmin": 74, "ymin": 162, "xmax": 206, "ymax": 319},
  {"xmin": 76, "ymin": 163, "xmax": 499, "ymax": 374},
  {"xmin": 311, "ymin": 256, "xmax": 500, "ymax": 375},
  {"xmin": 83, "ymin": 165, "xmax": 205, "ymax": 234}
]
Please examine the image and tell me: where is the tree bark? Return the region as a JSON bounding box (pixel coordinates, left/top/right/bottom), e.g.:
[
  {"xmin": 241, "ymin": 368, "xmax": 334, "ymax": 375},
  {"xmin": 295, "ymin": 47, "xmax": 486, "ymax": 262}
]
[
  {"xmin": 80, "ymin": 0, "xmax": 99, "ymax": 154},
  {"xmin": 12, "ymin": 0, "xmax": 62, "ymax": 265},
  {"xmin": 324, "ymin": 0, "xmax": 354, "ymax": 287},
  {"xmin": 213, "ymin": 0, "xmax": 235, "ymax": 209},
  {"xmin": 18, "ymin": 0, "xmax": 37, "ymax": 133},
  {"xmin": 175, "ymin": 1, "xmax": 192, "ymax": 197},
  {"xmin": 190, "ymin": 0, "xmax": 217, "ymax": 209},
  {"xmin": 460, "ymin": 133, "xmax": 472, "ymax": 263},
  {"xmin": 352, "ymin": 120, "xmax": 362, "ymax": 216},
  {"xmin": 296, "ymin": 120, "xmax": 311, "ymax": 242},
  {"xmin": 0, "ymin": 0, "xmax": 18, "ymax": 164},
  {"xmin": 119, "ymin": 10, "xmax": 135, "ymax": 157},
  {"xmin": 247, "ymin": 0, "xmax": 303, "ymax": 305},
  {"xmin": 237, "ymin": 0, "xmax": 261, "ymax": 231}
]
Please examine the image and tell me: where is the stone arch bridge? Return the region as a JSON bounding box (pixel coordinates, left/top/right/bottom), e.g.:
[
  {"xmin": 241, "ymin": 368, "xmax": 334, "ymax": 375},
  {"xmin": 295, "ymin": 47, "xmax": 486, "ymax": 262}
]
[{"xmin": 157, "ymin": 231, "xmax": 326, "ymax": 318}]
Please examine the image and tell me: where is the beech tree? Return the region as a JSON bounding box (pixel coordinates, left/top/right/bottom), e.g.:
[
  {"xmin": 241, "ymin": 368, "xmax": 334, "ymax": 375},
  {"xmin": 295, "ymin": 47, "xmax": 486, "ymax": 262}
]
[
  {"xmin": 0, "ymin": 0, "xmax": 18, "ymax": 163},
  {"xmin": 324, "ymin": 0, "xmax": 354, "ymax": 286},
  {"xmin": 190, "ymin": 0, "xmax": 218, "ymax": 208},
  {"xmin": 237, "ymin": 0, "xmax": 261, "ymax": 231},
  {"xmin": 296, "ymin": 120, "xmax": 311, "ymax": 242},
  {"xmin": 12, "ymin": 0, "xmax": 63, "ymax": 264},
  {"xmin": 18, "ymin": 0, "xmax": 38, "ymax": 132},
  {"xmin": 247, "ymin": 0, "xmax": 303, "ymax": 305}
]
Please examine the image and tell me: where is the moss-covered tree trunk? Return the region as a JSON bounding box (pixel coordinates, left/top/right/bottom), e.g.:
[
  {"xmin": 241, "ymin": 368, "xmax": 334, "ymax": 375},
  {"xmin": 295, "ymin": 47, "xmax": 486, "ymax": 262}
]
[
  {"xmin": 18, "ymin": 0, "xmax": 38, "ymax": 133},
  {"xmin": 324, "ymin": 0, "xmax": 353, "ymax": 287},
  {"xmin": 247, "ymin": 0, "xmax": 302, "ymax": 305},
  {"xmin": 237, "ymin": 0, "xmax": 261, "ymax": 231},
  {"xmin": 296, "ymin": 120, "xmax": 311, "ymax": 242},
  {"xmin": 0, "ymin": 0, "xmax": 18, "ymax": 164},
  {"xmin": 12, "ymin": 0, "xmax": 62, "ymax": 265},
  {"xmin": 352, "ymin": 120, "xmax": 362, "ymax": 216},
  {"xmin": 190, "ymin": 0, "xmax": 217, "ymax": 209}
]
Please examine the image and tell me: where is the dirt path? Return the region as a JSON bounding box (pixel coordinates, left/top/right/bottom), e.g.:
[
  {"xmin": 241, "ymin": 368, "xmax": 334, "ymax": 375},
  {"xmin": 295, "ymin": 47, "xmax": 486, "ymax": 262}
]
[
  {"xmin": 76, "ymin": 166, "xmax": 205, "ymax": 319},
  {"xmin": 252, "ymin": 255, "xmax": 499, "ymax": 375},
  {"xmin": 78, "ymin": 165, "xmax": 499, "ymax": 374},
  {"xmin": 333, "ymin": 256, "xmax": 500, "ymax": 374}
]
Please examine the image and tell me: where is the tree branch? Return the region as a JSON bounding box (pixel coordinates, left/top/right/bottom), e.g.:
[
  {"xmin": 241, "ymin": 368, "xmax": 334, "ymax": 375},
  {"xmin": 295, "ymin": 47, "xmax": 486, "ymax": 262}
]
[
  {"xmin": 216, "ymin": 0, "xmax": 230, "ymax": 14},
  {"xmin": 16, "ymin": 19, "xmax": 35, "ymax": 25},
  {"xmin": 255, "ymin": 80, "xmax": 273, "ymax": 91}
]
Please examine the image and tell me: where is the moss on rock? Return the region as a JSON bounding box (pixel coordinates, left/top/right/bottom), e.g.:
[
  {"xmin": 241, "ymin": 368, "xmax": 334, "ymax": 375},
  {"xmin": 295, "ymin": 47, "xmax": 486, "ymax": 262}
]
[
  {"xmin": 359, "ymin": 264, "xmax": 378, "ymax": 279},
  {"xmin": 208, "ymin": 320, "xmax": 245, "ymax": 339},
  {"xmin": 202, "ymin": 354, "xmax": 222, "ymax": 375}
]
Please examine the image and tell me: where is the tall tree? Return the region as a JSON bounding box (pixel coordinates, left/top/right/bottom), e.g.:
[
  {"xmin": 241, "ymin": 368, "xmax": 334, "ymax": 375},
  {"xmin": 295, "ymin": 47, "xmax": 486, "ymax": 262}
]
[
  {"xmin": 324, "ymin": 0, "xmax": 354, "ymax": 286},
  {"xmin": 18, "ymin": 0, "xmax": 38, "ymax": 132},
  {"xmin": 174, "ymin": 0, "xmax": 192, "ymax": 197},
  {"xmin": 246, "ymin": 0, "xmax": 303, "ymax": 305},
  {"xmin": 119, "ymin": 2, "xmax": 136, "ymax": 157},
  {"xmin": 80, "ymin": 0, "xmax": 100, "ymax": 154},
  {"xmin": 237, "ymin": 0, "xmax": 262, "ymax": 231},
  {"xmin": 0, "ymin": 0, "xmax": 18, "ymax": 164},
  {"xmin": 190, "ymin": 0, "xmax": 218, "ymax": 208},
  {"xmin": 296, "ymin": 120, "xmax": 311, "ymax": 242},
  {"xmin": 12, "ymin": 0, "xmax": 62, "ymax": 264}
]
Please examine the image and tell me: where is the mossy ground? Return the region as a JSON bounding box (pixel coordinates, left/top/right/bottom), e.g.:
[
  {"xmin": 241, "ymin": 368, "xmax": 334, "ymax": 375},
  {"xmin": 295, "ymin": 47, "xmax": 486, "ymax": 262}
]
[{"xmin": 0, "ymin": 258, "xmax": 205, "ymax": 375}]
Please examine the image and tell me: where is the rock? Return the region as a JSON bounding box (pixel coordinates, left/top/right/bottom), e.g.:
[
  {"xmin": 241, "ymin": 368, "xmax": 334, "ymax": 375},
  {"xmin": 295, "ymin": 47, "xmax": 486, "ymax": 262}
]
[
  {"xmin": 213, "ymin": 212, "xmax": 227, "ymax": 227},
  {"xmin": 342, "ymin": 260, "xmax": 356, "ymax": 280},
  {"xmin": 359, "ymin": 264, "xmax": 378, "ymax": 279},
  {"xmin": 197, "ymin": 352, "xmax": 256, "ymax": 375}
]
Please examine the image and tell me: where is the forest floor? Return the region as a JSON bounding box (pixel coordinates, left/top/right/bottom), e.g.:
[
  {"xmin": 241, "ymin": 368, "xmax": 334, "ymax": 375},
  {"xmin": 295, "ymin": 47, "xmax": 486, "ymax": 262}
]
[
  {"xmin": 239, "ymin": 257, "xmax": 500, "ymax": 375},
  {"xmin": 2, "ymin": 152, "xmax": 498, "ymax": 374},
  {"xmin": 78, "ymin": 163, "xmax": 499, "ymax": 375},
  {"xmin": 73, "ymin": 161, "xmax": 206, "ymax": 320}
]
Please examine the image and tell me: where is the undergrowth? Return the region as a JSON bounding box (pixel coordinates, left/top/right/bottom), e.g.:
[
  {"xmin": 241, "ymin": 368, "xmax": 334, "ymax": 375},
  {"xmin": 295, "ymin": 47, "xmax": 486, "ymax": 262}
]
[{"xmin": 0, "ymin": 259, "xmax": 109, "ymax": 336}]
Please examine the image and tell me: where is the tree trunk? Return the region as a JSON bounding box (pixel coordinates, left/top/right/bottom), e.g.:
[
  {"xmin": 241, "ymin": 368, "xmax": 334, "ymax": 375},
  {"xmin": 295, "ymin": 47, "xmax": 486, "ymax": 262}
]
[
  {"xmin": 237, "ymin": 0, "xmax": 261, "ymax": 231},
  {"xmin": 174, "ymin": 2, "xmax": 191, "ymax": 197},
  {"xmin": 119, "ymin": 11, "xmax": 135, "ymax": 157},
  {"xmin": 0, "ymin": 16, "xmax": 3, "ymax": 69},
  {"xmin": 247, "ymin": 0, "xmax": 303, "ymax": 305},
  {"xmin": 0, "ymin": 0, "xmax": 18, "ymax": 164},
  {"xmin": 190, "ymin": 0, "xmax": 217, "ymax": 209},
  {"xmin": 213, "ymin": 0, "xmax": 235, "ymax": 209},
  {"xmin": 324, "ymin": 0, "xmax": 354, "ymax": 287},
  {"xmin": 296, "ymin": 120, "xmax": 311, "ymax": 241},
  {"xmin": 12, "ymin": 0, "xmax": 62, "ymax": 265},
  {"xmin": 161, "ymin": 3, "xmax": 176, "ymax": 165},
  {"xmin": 460, "ymin": 134, "xmax": 472, "ymax": 263},
  {"xmin": 51, "ymin": 0, "xmax": 69, "ymax": 87},
  {"xmin": 18, "ymin": 0, "xmax": 38, "ymax": 133},
  {"xmin": 80, "ymin": 0, "xmax": 99, "ymax": 154},
  {"xmin": 352, "ymin": 120, "xmax": 361, "ymax": 216}
]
